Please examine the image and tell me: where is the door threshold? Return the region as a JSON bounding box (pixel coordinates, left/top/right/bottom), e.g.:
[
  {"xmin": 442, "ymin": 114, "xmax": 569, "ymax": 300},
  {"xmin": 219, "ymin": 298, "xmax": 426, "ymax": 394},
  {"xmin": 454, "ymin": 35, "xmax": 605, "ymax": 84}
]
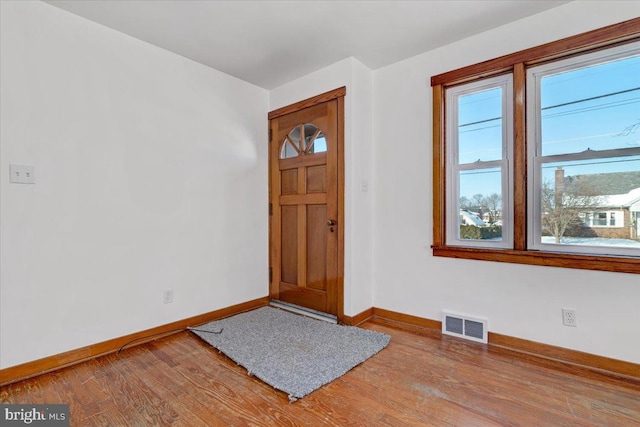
[{"xmin": 270, "ymin": 300, "xmax": 338, "ymax": 324}]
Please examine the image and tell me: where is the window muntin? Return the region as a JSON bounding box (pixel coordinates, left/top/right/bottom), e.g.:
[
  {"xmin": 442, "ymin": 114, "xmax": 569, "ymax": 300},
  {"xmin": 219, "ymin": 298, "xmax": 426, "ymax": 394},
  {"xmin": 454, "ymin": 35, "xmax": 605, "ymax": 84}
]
[
  {"xmin": 280, "ymin": 123, "xmax": 327, "ymax": 159},
  {"xmin": 528, "ymin": 42, "xmax": 640, "ymax": 256},
  {"xmin": 446, "ymin": 75, "xmax": 513, "ymax": 248}
]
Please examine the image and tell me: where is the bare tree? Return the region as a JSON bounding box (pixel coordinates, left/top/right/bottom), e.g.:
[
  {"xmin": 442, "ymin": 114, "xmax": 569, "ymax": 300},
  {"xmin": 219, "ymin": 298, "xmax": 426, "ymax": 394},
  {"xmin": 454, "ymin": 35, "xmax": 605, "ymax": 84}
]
[
  {"xmin": 482, "ymin": 193, "xmax": 501, "ymax": 224},
  {"xmin": 541, "ymin": 178, "xmax": 601, "ymax": 244},
  {"xmin": 471, "ymin": 193, "xmax": 485, "ymax": 218},
  {"xmin": 459, "ymin": 196, "xmax": 471, "ymax": 209}
]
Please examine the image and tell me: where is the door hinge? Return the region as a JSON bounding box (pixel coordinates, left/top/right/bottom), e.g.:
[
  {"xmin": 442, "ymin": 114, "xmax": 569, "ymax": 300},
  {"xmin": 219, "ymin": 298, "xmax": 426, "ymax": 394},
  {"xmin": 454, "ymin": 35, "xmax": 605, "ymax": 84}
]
[
  {"xmin": 269, "ymin": 267, "xmax": 273, "ymax": 283},
  {"xmin": 269, "ymin": 203, "xmax": 273, "ymax": 216},
  {"xmin": 268, "ymin": 128, "xmax": 272, "ymax": 143}
]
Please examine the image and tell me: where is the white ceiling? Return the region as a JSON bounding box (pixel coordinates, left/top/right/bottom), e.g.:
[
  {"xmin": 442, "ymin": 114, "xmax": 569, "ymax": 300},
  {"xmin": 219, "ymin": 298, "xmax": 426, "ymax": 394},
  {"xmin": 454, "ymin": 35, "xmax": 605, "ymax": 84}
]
[{"xmin": 46, "ymin": 0, "xmax": 570, "ymax": 89}]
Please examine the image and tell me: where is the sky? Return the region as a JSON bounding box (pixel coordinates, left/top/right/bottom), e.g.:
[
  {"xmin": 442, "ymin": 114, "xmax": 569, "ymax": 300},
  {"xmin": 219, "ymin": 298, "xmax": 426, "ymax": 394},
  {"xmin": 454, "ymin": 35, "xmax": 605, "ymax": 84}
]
[{"xmin": 457, "ymin": 48, "xmax": 640, "ymax": 200}]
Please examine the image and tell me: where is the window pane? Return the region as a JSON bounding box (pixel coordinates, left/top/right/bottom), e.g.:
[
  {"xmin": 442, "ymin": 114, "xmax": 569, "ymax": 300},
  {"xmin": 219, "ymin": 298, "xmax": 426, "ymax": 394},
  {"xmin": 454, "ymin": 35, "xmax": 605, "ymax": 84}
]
[
  {"xmin": 281, "ymin": 139, "xmax": 298, "ymax": 159},
  {"xmin": 458, "ymin": 88, "xmax": 503, "ymax": 164},
  {"xmin": 308, "ymin": 132, "xmax": 327, "ymax": 154},
  {"xmin": 538, "ymin": 156, "xmax": 640, "ymax": 250},
  {"xmin": 458, "ymin": 168, "xmax": 503, "ymax": 241},
  {"xmin": 540, "ymin": 54, "xmax": 640, "ymax": 156},
  {"xmin": 303, "ymin": 124, "xmax": 317, "ymax": 146},
  {"xmin": 594, "ymin": 213, "xmax": 608, "ymax": 226}
]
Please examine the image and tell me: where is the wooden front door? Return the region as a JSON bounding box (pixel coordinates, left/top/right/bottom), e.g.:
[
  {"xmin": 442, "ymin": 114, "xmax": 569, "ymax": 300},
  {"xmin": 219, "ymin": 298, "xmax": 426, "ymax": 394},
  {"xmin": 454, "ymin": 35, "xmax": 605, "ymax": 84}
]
[{"xmin": 268, "ymin": 88, "xmax": 344, "ymax": 318}]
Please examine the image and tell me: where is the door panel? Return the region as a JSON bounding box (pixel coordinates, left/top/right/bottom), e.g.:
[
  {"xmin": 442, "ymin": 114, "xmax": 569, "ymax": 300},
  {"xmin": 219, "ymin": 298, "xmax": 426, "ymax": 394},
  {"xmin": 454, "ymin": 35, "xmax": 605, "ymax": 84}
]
[
  {"xmin": 306, "ymin": 166, "xmax": 327, "ymax": 193},
  {"xmin": 269, "ymin": 94, "xmax": 342, "ymax": 316},
  {"xmin": 306, "ymin": 204, "xmax": 327, "ymax": 291},
  {"xmin": 280, "ymin": 206, "xmax": 298, "ymax": 285},
  {"xmin": 281, "ymin": 170, "xmax": 298, "ymax": 195}
]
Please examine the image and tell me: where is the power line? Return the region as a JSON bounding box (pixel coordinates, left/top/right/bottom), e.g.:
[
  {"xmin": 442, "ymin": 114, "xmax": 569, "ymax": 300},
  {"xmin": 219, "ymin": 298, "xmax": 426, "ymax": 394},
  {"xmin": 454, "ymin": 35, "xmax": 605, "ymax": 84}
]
[
  {"xmin": 458, "ymin": 59, "xmax": 640, "ymax": 108},
  {"xmin": 459, "ymin": 90, "xmax": 501, "ymax": 106},
  {"xmin": 459, "ymin": 94, "xmax": 639, "ymax": 132},
  {"xmin": 618, "ymin": 119, "xmax": 640, "ymax": 136},
  {"xmin": 542, "ymin": 132, "xmax": 619, "ymax": 145},
  {"xmin": 460, "ymin": 169, "xmax": 502, "ymax": 176},
  {"xmin": 459, "ymin": 116, "xmax": 501, "ymax": 128},
  {"xmin": 543, "ymin": 97, "xmax": 639, "ymax": 119},
  {"xmin": 458, "ymin": 87, "xmax": 639, "ymax": 129},
  {"xmin": 543, "ymin": 58, "xmax": 640, "ymax": 87},
  {"xmin": 542, "ymin": 87, "xmax": 640, "ymax": 111}
]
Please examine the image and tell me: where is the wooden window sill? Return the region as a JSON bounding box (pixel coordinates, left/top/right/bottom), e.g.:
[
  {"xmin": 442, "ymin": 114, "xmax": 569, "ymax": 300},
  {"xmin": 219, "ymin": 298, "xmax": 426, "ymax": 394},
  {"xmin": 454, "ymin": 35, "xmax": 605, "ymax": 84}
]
[{"xmin": 432, "ymin": 245, "xmax": 640, "ymax": 274}]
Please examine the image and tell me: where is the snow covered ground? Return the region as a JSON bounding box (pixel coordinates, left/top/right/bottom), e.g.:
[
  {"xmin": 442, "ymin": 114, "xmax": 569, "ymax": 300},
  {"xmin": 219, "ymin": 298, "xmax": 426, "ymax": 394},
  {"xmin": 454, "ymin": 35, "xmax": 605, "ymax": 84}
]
[{"xmin": 541, "ymin": 236, "xmax": 640, "ymax": 248}]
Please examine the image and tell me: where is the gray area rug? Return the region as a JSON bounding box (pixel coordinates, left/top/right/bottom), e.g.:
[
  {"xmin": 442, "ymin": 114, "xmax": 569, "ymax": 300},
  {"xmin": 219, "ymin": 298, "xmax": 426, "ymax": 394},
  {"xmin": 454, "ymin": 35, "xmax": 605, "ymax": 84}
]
[{"xmin": 191, "ymin": 306, "xmax": 390, "ymax": 401}]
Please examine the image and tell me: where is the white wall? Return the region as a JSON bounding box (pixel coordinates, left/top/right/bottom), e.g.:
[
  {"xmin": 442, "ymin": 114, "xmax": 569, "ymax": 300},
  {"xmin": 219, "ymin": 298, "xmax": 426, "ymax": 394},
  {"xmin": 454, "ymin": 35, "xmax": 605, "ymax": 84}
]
[
  {"xmin": 3, "ymin": 0, "xmax": 638, "ymax": 371},
  {"xmin": 0, "ymin": 1, "xmax": 268, "ymax": 368},
  {"xmin": 373, "ymin": 0, "xmax": 640, "ymax": 363},
  {"xmin": 270, "ymin": 57, "xmax": 375, "ymax": 316}
]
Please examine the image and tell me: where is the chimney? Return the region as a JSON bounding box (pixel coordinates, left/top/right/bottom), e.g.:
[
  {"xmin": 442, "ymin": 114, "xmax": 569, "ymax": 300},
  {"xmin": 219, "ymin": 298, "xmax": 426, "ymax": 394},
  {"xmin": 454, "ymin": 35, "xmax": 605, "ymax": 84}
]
[
  {"xmin": 555, "ymin": 167, "xmax": 565, "ymax": 207},
  {"xmin": 555, "ymin": 167, "xmax": 565, "ymax": 190}
]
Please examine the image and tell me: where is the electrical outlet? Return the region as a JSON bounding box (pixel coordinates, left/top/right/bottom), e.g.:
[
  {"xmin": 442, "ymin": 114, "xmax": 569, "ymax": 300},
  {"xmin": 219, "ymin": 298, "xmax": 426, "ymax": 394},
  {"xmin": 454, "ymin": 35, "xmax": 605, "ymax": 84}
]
[
  {"xmin": 163, "ymin": 289, "xmax": 173, "ymax": 304},
  {"xmin": 562, "ymin": 308, "xmax": 577, "ymax": 327},
  {"xmin": 10, "ymin": 164, "xmax": 35, "ymax": 184}
]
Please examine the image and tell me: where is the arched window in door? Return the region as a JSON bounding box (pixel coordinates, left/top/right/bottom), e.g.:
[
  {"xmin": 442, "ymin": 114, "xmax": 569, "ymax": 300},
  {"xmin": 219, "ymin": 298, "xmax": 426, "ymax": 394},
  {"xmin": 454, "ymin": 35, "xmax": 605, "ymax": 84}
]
[{"xmin": 280, "ymin": 123, "xmax": 327, "ymax": 159}]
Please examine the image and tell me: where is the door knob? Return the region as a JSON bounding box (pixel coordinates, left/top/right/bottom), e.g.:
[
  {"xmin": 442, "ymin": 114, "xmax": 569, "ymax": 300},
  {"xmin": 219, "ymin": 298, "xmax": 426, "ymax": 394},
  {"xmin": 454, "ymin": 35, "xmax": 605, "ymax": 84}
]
[{"xmin": 327, "ymin": 220, "xmax": 336, "ymax": 226}]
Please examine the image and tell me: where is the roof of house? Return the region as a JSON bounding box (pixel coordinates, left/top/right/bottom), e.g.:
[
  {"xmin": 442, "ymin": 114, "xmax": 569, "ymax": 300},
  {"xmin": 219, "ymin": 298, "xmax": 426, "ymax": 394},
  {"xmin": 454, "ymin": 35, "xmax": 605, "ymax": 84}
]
[
  {"xmin": 460, "ymin": 209, "xmax": 486, "ymax": 227},
  {"xmin": 567, "ymin": 171, "xmax": 640, "ymax": 195},
  {"xmin": 600, "ymin": 188, "xmax": 640, "ymax": 208}
]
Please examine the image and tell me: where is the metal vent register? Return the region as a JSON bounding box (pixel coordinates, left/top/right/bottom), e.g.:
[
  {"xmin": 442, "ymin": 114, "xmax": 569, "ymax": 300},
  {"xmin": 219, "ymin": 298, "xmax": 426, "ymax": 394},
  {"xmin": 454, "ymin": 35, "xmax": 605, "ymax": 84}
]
[{"xmin": 442, "ymin": 311, "xmax": 488, "ymax": 344}]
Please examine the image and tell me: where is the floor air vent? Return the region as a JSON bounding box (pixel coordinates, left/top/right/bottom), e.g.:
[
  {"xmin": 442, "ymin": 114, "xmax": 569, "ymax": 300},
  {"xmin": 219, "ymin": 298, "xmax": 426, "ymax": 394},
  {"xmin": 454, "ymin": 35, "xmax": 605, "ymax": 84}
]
[{"xmin": 442, "ymin": 311, "xmax": 488, "ymax": 344}]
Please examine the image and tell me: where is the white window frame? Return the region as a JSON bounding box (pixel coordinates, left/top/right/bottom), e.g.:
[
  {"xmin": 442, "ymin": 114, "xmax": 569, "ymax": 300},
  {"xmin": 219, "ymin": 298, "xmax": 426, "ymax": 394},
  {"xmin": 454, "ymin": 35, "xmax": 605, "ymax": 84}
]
[
  {"xmin": 446, "ymin": 75, "xmax": 514, "ymax": 249},
  {"xmin": 582, "ymin": 210, "xmax": 624, "ymax": 228},
  {"xmin": 527, "ymin": 41, "xmax": 640, "ymax": 256}
]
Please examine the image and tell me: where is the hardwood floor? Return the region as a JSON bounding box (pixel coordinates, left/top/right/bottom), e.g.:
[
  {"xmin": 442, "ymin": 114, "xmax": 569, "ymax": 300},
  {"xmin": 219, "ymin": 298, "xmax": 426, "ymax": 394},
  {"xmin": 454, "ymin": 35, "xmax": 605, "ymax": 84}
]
[{"xmin": 2, "ymin": 317, "xmax": 639, "ymax": 426}]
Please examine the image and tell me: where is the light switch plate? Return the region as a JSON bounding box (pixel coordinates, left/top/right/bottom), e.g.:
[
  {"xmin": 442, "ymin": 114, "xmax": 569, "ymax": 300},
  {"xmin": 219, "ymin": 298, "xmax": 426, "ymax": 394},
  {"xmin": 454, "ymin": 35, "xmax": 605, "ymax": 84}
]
[{"xmin": 10, "ymin": 164, "xmax": 35, "ymax": 184}]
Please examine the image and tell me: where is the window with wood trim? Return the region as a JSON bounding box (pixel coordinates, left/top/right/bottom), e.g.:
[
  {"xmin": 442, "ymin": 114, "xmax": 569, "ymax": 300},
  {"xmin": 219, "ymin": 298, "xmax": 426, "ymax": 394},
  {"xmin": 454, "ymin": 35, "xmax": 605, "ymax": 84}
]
[{"xmin": 431, "ymin": 18, "xmax": 640, "ymax": 274}]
